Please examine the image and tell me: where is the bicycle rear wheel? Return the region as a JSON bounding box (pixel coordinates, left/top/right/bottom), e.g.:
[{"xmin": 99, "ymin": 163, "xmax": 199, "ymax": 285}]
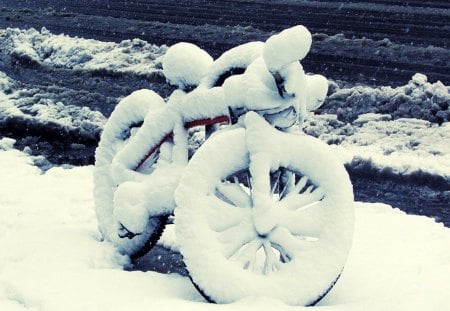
[{"xmin": 94, "ymin": 89, "xmax": 168, "ymax": 259}]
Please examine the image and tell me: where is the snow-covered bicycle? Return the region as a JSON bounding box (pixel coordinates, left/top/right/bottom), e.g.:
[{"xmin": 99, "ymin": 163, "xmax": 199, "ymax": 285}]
[{"xmin": 94, "ymin": 25, "xmax": 354, "ymax": 306}]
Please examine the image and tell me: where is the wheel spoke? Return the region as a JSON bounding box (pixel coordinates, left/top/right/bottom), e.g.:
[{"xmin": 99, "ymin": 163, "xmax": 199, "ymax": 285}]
[
  {"xmin": 293, "ymin": 176, "xmax": 309, "ymax": 194},
  {"xmin": 281, "ymin": 186, "xmax": 325, "ymax": 211},
  {"xmin": 304, "ymin": 185, "xmax": 314, "ymax": 194},
  {"xmin": 274, "ymin": 199, "xmax": 327, "ymax": 237},
  {"xmin": 279, "ymin": 170, "xmax": 295, "ymax": 199},
  {"xmin": 218, "ymin": 218, "xmax": 256, "ymax": 259},
  {"xmin": 270, "ymin": 170, "xmax": 281, "ymax": 196},
  {"xmin": 204, "ymin": 195, "xmax": 251, "ymax": 232},
  {"xmin": 271, "ymin": 242, "xmax": 292, "ymax": 263},
  {"xmin": 249, "ymin": 153, "xmax": 272, "ymax": 208},
  {"xmin": 269, "ymin": 226, "xmax": 312, "ymax": 259},
  {"xmin": 262, "ymin": 240, "xmax": 282, "ymax": 274},
  {"xmin": 216, "ymin": 181, "xmax": 252, "ymax": 208},
  {"xmin": 231, "ymin": 239, "xmax": 262, "ymax": 271}
]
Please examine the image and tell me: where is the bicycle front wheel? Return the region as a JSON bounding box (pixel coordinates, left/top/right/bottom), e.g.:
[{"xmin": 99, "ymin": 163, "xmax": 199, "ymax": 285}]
[{"xmin": 175, "ymin": 113, "xmax": 354, "ymax": 306}]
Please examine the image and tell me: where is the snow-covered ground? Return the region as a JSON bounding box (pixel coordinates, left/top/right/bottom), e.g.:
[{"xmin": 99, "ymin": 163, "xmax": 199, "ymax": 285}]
[
  {"xmin": 0, "ymin": 27, "xmax": 167, "ymax": 78},
  {"xmin": 322, "ymin": 73, "xmax": 450, "ymax": 123},
  {"xmin": 0, "ymin": 141, "xmax": 449, "ymax": 311},
  {"xmin": 303, "ymin": 112, "xmax": 450, "ymax": 180},
  {"xmin": 0, "ymin": 69, "xmax": 106, "ymax": 142}
]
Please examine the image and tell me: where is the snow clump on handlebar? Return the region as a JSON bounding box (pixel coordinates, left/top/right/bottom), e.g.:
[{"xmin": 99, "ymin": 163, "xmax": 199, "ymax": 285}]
[
  {"xmin": 263, "ymin": 25, "xmax": 312, "ymax": 73},
  {"xmin": 162, "ymin": 42, "xmax": 214, "ymax": 90},
  {"xmin": 305, "ymin": 74, "xmax": 328, "ymax": 111}
]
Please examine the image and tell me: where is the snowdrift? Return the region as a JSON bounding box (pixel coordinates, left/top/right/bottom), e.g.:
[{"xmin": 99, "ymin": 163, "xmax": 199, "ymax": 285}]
[{"xmin": 0, "ymin": 142, "xmax": 449, "ymax": 311}]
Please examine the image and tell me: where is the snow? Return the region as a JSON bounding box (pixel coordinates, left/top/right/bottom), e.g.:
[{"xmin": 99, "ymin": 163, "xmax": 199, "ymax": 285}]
[
  {"xmin": 305, "ymin": 74, "xmax": 328, "ymax": 111},
  {"xmin": 200, "ymin": 41, "xmax": 264, "ymax": 88},
  {"xmin": 303, "ymin": 114, "xmax": 450, "ymax": 180},
  {"xmin": 110, "ymin": 86, "xmax": 227, "ymax": 182},
  {"xmin": 0, "ymin": 137, "xmax": 15, "ymax": 150},
  {"xmin": 0, "ymin": 27, "xmax": 166, "ymax": 77},
  {"xmin": 262, "ymin": 25, "xmax": 311, "ymax": 73},
  {"xmin": 162, "ymin": 42, "xmax": 213, "ymax": 89},
  {"xmin": 0, "ymin": 72, "xmax": 15, "ymax": 95},
  {"xmin": 322, "ymin": 74, "xmax": 450, "ymax": 123},
  {"xmin": 0, "ymin": 70, "xmax": 107, "ymax": 142},
  {"xmin": 1, "ymin": 146, "xmax": 449, "ymax": 310},
  {"xmin": 112, "ymin": 164, "xmax": 183, "ymax": 233},
  {"xmin": 352, "ymin": 112, "xmax": 392, "ymax": 125},
  {"xmin": 1, "ymin": 94, "xmax": 106, "ymax": 140},
  {"xmin": 221, "ymin": 57, "xmax": 306, "ymax": 127},
  {"xmin": 339, "ymin": 119, "xmax": 450, "ymax": 176},
  {"xmin": 94, "ymin": 89, "xmax": 171, "ymax": 255}
]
